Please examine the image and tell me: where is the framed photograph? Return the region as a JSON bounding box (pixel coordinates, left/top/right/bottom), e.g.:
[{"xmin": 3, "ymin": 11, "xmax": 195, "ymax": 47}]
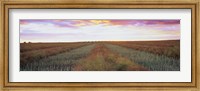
[{"xmin": 0, "ymin": 0, "xmax": 199, "ymax": 91}]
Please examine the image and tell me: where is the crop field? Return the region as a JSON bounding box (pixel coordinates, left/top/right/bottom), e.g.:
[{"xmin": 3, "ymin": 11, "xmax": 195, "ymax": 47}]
[{"xmin": 20, "ymin": 40, "xmax": 180, "ymax": 71}]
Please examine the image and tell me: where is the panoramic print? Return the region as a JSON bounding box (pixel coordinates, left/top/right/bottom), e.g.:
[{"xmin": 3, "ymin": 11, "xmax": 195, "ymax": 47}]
[{"xmin": 20, "ymin": 19, "xmax": 180, "ymax": 71}]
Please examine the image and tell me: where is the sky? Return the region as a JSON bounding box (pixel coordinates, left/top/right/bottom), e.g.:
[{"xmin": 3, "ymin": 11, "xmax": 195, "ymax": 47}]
[{"xmin": 20, "ymin": 19, "xmax": 180, "ymax": 43}]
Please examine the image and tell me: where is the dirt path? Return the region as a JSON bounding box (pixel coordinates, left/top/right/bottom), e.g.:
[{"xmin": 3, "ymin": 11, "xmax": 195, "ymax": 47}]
[{"xmin": 73, "ymin": 44, "xmax": 149, "ymax": 71}]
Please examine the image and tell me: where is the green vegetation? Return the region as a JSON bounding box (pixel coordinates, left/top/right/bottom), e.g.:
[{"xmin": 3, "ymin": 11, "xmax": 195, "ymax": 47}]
[
  {"xmin": 20, "ymin": 44, "xmax": 95, "ymax": 71},
  {"xmin": 111, "ymin": 40, "xmax": 180, "ymax": 59},
  {"xmin": 105, "ymin": 44, "xmax": 180, "ymax": 71},
  {"xmin": 20, "ymin": 40, "xmax": 180, "ymax": 71},
  {"xmin": 20, "ymin": 43, "xmax": 89, "ymax": 67}
]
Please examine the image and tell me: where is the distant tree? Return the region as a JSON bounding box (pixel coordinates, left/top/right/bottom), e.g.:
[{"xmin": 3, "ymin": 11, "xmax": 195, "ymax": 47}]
[
  {"xmin": 28, "ymin": 42, "xmax": 31, "ymax": 43},
  {"xmin": 23, "ymin": 42, "xmax": 26, "ymax": 43}
]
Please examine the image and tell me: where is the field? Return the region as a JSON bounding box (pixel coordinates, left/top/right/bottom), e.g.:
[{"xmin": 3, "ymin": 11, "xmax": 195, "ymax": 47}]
[{"xmin": 20, "ymin": 40, "xmax": 180, "ymax": 71}]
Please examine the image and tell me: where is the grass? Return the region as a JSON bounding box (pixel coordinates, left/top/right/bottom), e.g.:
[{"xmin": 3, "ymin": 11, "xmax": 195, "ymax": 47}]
[
  {"xmin": 20, "ymin": 44, "xmax": 95, "ymax": 71},
  {"xmin": 105, "ymin": 44, "xmax": 180, "ymax": 71}
]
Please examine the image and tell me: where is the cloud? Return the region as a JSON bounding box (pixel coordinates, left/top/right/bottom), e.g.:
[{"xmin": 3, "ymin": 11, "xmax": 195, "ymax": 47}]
[{"xmin": 20, "ymin": 19, "xmax": 180, "ymax": 42}]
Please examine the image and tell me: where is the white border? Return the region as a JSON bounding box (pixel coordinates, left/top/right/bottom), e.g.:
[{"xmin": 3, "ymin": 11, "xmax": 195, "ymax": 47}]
[{"xmin": 9, "ymin": 9, "xmax": 191, "ymax": 82}]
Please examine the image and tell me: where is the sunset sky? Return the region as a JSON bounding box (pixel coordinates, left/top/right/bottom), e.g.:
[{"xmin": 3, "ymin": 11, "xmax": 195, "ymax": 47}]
[{"xmin": 20, "ymin": 20, "xmax": 180, "ymax": 43}]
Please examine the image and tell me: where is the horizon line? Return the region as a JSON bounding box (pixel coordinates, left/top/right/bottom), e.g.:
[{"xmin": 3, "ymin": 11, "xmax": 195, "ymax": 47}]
[{"xmin": 20, "ymin": 39, "xmax": 180, "ymax": 43}]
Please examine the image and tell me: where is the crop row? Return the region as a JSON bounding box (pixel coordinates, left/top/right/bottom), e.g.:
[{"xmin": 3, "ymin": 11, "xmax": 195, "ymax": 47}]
[
  {"xmin": 109, "ymin": 40, "xmax": 180, "ymax": 59},
  {"xmin": 105, "ymin": 44, "xmax": 180, "ymax": 71},
  {"xmin": 20, "ymin": 43, "xmax": 90, "ymax": 67},
  {"xmin": 20, "ymin": 42, "xmax": 90, "ymax": 52},
  {"xmin": 20, "ymin": 42, "xmax": 180, "ymax": 71},
  {"xmin": 21, "ymin": 44, "xmax": 95, "ymax": 71}
]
